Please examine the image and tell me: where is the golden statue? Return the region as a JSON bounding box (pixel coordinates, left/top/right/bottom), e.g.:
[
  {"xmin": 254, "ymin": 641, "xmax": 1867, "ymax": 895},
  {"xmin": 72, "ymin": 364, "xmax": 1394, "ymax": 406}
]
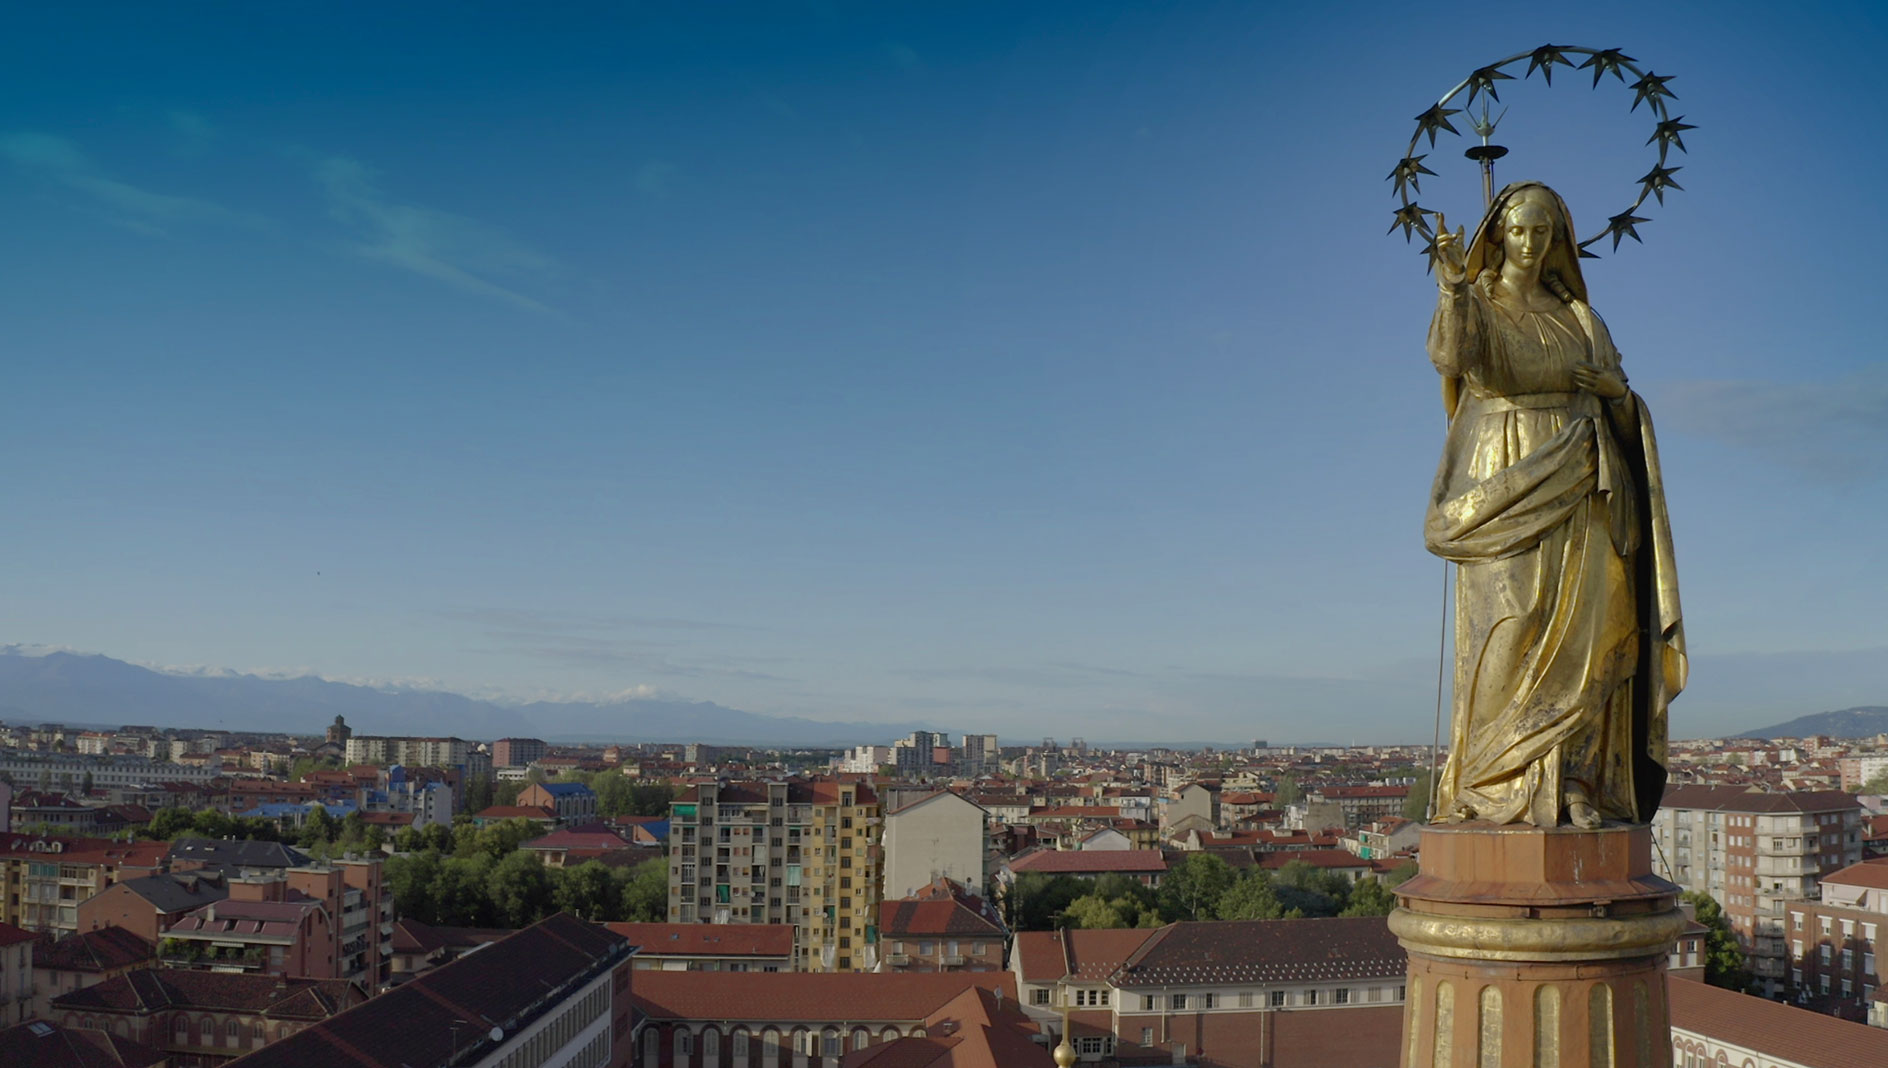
[{"xmin": 1425, "ymin": 181, "xmax": 1686, "ymax": 829}]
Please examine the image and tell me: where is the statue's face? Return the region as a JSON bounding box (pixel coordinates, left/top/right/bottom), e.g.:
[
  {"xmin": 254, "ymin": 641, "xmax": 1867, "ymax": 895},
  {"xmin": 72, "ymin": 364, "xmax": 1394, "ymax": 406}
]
[{"xmin": 1501, "ymin": 199, "xmax": 1554, "ymax": 271}]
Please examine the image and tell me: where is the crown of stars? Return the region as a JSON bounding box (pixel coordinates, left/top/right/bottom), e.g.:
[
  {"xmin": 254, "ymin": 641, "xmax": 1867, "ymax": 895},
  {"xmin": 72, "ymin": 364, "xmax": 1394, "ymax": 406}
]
[{"xmin": 1389, "ymin": 44, "xmax": 1692, "ymax": 261}]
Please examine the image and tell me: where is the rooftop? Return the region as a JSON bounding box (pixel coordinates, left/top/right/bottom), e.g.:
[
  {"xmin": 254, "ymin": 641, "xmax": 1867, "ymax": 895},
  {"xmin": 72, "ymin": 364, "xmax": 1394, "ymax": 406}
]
[
  {"xmin": 603, "ymin": 921, "xmax": 794, "ymax": 957},
  {"xmin": 1669, "ymin": 975, "xmax": 1888, "ymax": 1066},
  {"xmin": 635, "ymin": 972, "xmax": 1013, "ymax": 1023},
  {"xmin": 1007, "ymin": 849, "xmax": 1166, "ymax": 875}
]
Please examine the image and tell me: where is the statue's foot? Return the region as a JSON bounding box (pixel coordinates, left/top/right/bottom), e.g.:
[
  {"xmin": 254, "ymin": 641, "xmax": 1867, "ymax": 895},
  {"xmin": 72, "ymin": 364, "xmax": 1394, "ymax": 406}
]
[
  {"xmin": 1564, "ymin": 792, "xmax": 1601, "ymax": 829},
  {"xmin": 1435, "ymin": 803, "xmax": 1475, "ymax": 824}
]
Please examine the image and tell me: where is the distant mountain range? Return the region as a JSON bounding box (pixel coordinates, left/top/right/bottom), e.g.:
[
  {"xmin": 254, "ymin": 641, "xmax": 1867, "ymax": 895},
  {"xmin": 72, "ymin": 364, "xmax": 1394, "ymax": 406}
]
[
  {"xmin": 1735, "ymin": 706, "xmax": 1888, "ymax": 740},
  {"xmin": 0, "ymin": 650, "xmax": 935, "ymax": 747}
]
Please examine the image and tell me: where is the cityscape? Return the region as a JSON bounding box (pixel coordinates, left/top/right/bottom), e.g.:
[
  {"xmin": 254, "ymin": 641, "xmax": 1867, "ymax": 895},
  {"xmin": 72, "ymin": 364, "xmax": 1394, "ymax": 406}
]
[
  {"xmin": 0, "ymin": 713, "xmax": 1887, "ymax": 1066},
  {"xmin": 7, "ymin": 3, "xmax": 1888, "ymax": 1068}
]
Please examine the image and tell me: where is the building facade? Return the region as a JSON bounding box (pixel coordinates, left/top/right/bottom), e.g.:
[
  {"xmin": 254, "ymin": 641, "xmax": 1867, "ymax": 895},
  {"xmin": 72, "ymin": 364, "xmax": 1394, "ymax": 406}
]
[
  {"xmin": 668, "ymin": 780, "xmax": 884, "ymax": 972},
  {"xmin": 881, "ymin": 791, "xmax": 987, "ymax": 901},
  {"xmin": 1653, "ymin": 785, "xmax": 1865, "ymax": 996},
  {"xmin": 1785, "ymin": 860, "xmax": 1888, "ymax": 1017}
]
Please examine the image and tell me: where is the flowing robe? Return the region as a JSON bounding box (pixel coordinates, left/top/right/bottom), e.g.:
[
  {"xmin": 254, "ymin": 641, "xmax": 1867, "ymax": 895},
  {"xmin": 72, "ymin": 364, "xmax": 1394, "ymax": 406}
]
[{"xmin": 1425, "ymin": 278, "xmax": 1686, "ymax": 826}]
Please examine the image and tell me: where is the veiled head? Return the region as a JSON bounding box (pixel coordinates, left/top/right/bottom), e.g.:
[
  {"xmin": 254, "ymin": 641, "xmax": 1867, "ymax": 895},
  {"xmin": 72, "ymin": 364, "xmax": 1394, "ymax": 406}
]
[{"xmin": 1464, "ymin": 181, "xmax": 1588, "ymax": 303}]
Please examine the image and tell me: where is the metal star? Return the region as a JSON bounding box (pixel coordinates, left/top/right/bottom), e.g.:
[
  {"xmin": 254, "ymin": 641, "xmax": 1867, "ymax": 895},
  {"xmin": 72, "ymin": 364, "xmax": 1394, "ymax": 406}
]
[
  {"xmin": 1604, "ymin": 210, "xmax": 1651, "ymax": 250},
  {"xmin": 1388, "ymin": 203, "xmax": 1433, "ymax": 243},
  {"xmin": 1387, "ymin": 155, "xmax": 1437, "ymax": 198},
  {"xmin": 1414, "ymin": 104, "xmax": 1463, "ymax": 148},
  {"xmin": 1465, "ymin": 65, "xmax": 1515, "ymax": 106},
  {"xmin": 1636, "ymin": 163, "xmax": 1684, "ymax": 205},
  {"xmin": 1579, "ymin": 48, "xmax": 1636, "ymax": 87},
  {"xmin": 1525, "ymin": 44, "xmax": 1575, "ymax": 85},
  {"xmin": 1628, "ymin": 71, "xmax": 1677, "ymax": 114},
  {"xmin": 1419, "ymin": 229, "xmax": 1443, "ymax": 273},
  {"xmin": 1647, "ymin": 115, "xmax": 1696, "ymax": 161}
]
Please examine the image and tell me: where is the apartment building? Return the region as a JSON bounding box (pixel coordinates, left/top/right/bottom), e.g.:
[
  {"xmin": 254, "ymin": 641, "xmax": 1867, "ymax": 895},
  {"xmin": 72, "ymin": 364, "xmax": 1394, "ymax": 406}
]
[
  {"xmin": 668, "ymin": 780, "xmax": 884, "ymax": 972},
  {"xmin": 343, "ymin": 735, "xmax": 471, "ymax": 769},
  {"xmin": 1653, "ymin": 785, "xmax": 1865, "ymax": 996},
  {"xmin": 0, "ymin": 833, "xmax": 168, "ymax": 935},
  {"xmin": 159, "ymin": 857, "xmax": 393, "ymax": 989},
  {"xmin": 961, "ymin": 733, "xmax": 1001, "ymax": 775},
  {"xmin": 0, "ymin": 922, "xmax": 31, "ymax": 1028},
  {"xmin": 877, "ymin": 879, "xmax": 1005, "ymax": 973},
  {"xmin": 1785, "ymin": 859, "xmax": 1888, "ymax": 1016},
  {"xmin": 492, "ymin": 737, "xmax": 548, "ymax": 768}
]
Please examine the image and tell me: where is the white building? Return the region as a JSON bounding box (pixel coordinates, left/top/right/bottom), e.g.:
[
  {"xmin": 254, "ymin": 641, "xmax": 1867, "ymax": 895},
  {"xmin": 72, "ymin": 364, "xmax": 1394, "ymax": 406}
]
[{"xmin": 882, "ymin": 791, "xmax": 989, "ymax": 900}]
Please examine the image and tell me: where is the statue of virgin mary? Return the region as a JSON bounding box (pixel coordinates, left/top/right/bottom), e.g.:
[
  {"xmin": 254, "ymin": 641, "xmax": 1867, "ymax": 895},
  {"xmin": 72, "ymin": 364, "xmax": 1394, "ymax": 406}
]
[{"xmin": 1425, "ymin": 181, "xmax": 1686, "ymax": 828}]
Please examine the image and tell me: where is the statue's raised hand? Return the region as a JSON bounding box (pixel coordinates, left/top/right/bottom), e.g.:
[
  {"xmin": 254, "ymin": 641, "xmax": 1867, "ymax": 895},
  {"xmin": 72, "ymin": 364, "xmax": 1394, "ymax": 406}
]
[{"xmin": 1432, "ymin": 213, "xmax": 1468, "ymax": 285}]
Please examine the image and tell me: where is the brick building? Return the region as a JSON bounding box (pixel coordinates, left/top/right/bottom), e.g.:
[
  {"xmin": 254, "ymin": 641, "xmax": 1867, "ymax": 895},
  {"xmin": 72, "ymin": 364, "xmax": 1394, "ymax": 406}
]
[
  {"xmin": 630, "ymin": 971, "xmax": 1014, "ymax": 1067},
  {"xmin": 1785, "ymin": 858, "xmax": 1888, "ymax": 1017},
  {"xmin": 225, "ymin": 913, "xmax": 635, "ymax": 1068},
  {"xmin": 50, "ymin": 969, "xmax": 364, "ymax": 1067},
  {"xmin": 493, "ymin": 737, "xmax": 548, "ymax": 768},
  {"xmin": 877, "ymin": 878, "xmax": 1005, "ymax": 973},
  {"xmin": 1012, "ymin": 917, "xmax": 1406, "ymax": 1068},
  {"xmin": 1652, "ymin": 785, "xmax": 1865, "ymax": 996}
]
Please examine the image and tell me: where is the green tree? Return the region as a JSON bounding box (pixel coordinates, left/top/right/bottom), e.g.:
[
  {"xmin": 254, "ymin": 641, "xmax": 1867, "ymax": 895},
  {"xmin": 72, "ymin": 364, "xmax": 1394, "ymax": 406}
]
[
  {"xmin": 1273, "ymin": 775, "xmax": 1301, "ymax": 807},
  {"xmin": 299, "ymin": 806, "xmax": 338, "ymax": 847},
  {"xmin": 1384, "ymin": 860, "xmax": 1419, "ymax": 887},
  {"xmin": 1339, "ymin": 876, "xmax": 1399, "ymax": 917},
  {"xmin": 1159, "ymin": 853, "xmax": 1235, "ymax": 922},
  {"xmin": 1269, "ymin": 860, "xmax": 1348, "ymax": 917},
  {"xmin": 628, "ymin": 783, "xmax": 678, "ymax": 817},
  {"xmin": 1402, "ymin": 769, "xmax": 1434, "ymax": 821},
  {"xmin": 1855, "ymin": 770, "xmax": 1888, "ymax": 794},
  {"xmin": 1092, "ymin": 873, "xmax": 1158, "ymax": 916},
  {"xmin": 487, "ymin": 851, "xmax": 555, "ymax": 928},
  {"xmin": 1062, "ymin": 894, "xmax": 1140, "ymax": 929},
  {"xmin": 1005, "ymin": 873, "xmax": 1091, "ymax": 931},
  {"xmin": 1215, "ymin": 873, "xmax": 1284, "ymax": 920},
  {"xmin": 619, "ymin": 857, "xmax": 669, "ymax": 922},
  {"xmin": 386, "ymin": 849, "xmax": 445, "ymax": 924},
  {"xmin": 419, "ymin": 821, "xmax": 454, "ymax": 853},
  {"xmin": 492, "ymin": 780, "xmax": 527, "ymax": 808},
  {"xmin": 145, "ymin": 808, "xmax": 198, "ymax": 840},
  {"xmin": 434, "ymin": 854, "xmax": 497, "ymax": 926},
  {"xmin": 461, "ymin": 775, "xmax": 495, "ymax": 814},
  {"xmin": 1682, "ymin": 891, "xmax": 1750, "ymax": 992},
  {"xmin": 460, "ymin": 818, "xmax": 541, "ymax": 861},
  {"xmin": 554, "ymin": 862, "xmax": 621, "ymax": 921}
]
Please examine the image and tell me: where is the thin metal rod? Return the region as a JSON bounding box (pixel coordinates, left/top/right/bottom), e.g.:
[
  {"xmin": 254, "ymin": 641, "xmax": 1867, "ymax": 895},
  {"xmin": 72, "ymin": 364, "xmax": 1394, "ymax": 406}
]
[{"xmin": 1427, "ymin": 558, "xmax": 1449, "ymax": 822}]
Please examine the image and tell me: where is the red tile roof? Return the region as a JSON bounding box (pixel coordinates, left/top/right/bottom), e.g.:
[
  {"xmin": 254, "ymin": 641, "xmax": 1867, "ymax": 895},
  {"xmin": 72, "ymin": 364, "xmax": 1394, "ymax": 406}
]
[
  {"xmin": 0, "ymin": 1020, "xmax": 167, "ymax": 1068},
  {"xmin": 602, "ymin": 922, "xmax": 795, "ymax": 958},
  {"xmin": 1660, "ymin": 785, "xmax": 1862, "ymax": 814},
  {"xmin": 52, "ymin": 970, "xmax": 361, "ymax": 1019},
  {"xmin": 1669, "ymin": 975, "xmax": 1888, "ymax": 1065},
  {"xmin": 1256, "ymin": 849, "xmax": 1374, "ymax": 871},
  {"xmin": 0, "ymin": 921, "xmax": 36, "ymax": 950},
  {"xmin": 1007, "ymin": 849, "xmax": 1166, "ymax": 875},
  {"xmin": 1822, "ymin": 858, "xmax": 1888, "ymax": 891},
  {"xmin": 877, "ymin": 899, "xmax": 1004, "ymax": 940},
  {"xmin": 634, "ymin": 972, "xmax": 1013, "ymax": 1023},
  {"xmin": 1013, "ymin": 929, "xmax": 1156, "ymax": 983},
  {"xmin": 844, "ymin": 985, "xmax": 1054, "ymax": 1068},
  {"xmin": 473, "ymin": 805, "xmax": 556, "ymax": 820},
  {"xmin": 33, "ymin": 927, "xmax": 155, "ymax": 973},
  {"xmin": 523, "ymin": 826, "xmax": 631, "ymax": 851}
]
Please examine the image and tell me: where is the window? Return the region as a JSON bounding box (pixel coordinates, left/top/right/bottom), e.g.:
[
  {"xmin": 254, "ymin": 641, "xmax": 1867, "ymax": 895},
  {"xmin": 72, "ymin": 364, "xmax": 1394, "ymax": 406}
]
[
  {"xmin": 1822, "ymin": 945, "xmax": 1833, "ymax": 965},
  {"xmin": 1141, "ymin": 1028, "xmax": 1154, "ymax": 1046},
  {"xmin": 823, "ymin": 1031, "xmax": 842, "ymax": 1056},
  {"xmin": 1170, "ymin": 994, "xmax": 1188, "ymax": 1010},
  {"xmin": 1335, "ymin": 988, "xmax": 1351, "ymax": 1004},
  {"xmin": 1077, "ymin": 1036, "xmax": 1109, "ymax": 1055},
  {"xmin": 704, "ymin": 1029, "xmax": 720, "ymax": 1058},
  {"xmin": 1270, "ymin": 991, "xmax": 1286, "ymax": 1008},
  {"xmin": 1031, "ymin": 988, "xmax": 1051, "ymax": 1006},
  {"xmin": 1304, "ymin": 989, "xmax": 1319, "ymax": 1006}
]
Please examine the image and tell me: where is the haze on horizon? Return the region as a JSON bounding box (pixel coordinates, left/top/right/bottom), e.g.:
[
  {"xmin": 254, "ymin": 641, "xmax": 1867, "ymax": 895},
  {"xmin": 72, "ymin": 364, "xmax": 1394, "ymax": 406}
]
[{"xmin": 5, "ymin": 2, "xmax": 1885, "ymax": 745}]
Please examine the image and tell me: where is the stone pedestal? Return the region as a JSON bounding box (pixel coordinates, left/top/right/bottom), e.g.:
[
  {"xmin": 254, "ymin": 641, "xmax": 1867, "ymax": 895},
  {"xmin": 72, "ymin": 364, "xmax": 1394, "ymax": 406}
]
[{"xmin": 1390, "ymin": 823, "xmax": 1687, "ymax": 1068}]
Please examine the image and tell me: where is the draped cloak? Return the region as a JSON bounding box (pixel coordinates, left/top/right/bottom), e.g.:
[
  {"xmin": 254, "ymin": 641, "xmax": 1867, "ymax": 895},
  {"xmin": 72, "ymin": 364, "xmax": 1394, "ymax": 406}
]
[{"xmin": 1423, "ymin": 203, "xmax": 1686, "ymax": 826}]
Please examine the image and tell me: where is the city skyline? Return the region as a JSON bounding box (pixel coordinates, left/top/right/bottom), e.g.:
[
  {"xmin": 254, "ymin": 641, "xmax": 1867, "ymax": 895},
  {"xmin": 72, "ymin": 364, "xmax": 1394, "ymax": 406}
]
[{"xmin": 6, "ymin": 3, "xmax": 1886, "ymax": 743}]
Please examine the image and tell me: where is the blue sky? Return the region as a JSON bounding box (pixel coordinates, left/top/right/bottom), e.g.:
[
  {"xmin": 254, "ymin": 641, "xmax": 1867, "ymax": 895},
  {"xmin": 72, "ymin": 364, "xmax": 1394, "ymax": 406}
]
[{"xmin": 4, "ymin": 1, "xmax": 1885, "ymax": 743}]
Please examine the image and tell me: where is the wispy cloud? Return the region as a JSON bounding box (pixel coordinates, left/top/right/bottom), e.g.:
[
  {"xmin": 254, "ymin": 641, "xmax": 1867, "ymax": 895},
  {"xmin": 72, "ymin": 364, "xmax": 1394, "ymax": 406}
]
[
  {"xmin": 312, "ymin": 155, "xmax": 555, "ymax": 311},
  {"xmin": 441, "ymin": 605, "xmax": 786, "ymax": 683},
  {"xmin": 1658, "ymin": 368, "xmax": 1888, "ymax": 481},
  {"xmin": 893, "ymin": 660, "xmax": 1145, "ymax": 689},
  {"xmin": 0, "ymin": 131, "xmax": 249, "ymax": 235}
]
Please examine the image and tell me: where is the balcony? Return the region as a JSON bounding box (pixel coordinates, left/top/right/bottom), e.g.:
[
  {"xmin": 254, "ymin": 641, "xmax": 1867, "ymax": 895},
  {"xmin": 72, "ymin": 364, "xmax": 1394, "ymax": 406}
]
[
  {"xmin": 942, "ymin": 955, "xmax": 964, "ymax": 967},
  {"xmin": 885, "ymin": 953, "xmax": 910, "ymax": 967}
]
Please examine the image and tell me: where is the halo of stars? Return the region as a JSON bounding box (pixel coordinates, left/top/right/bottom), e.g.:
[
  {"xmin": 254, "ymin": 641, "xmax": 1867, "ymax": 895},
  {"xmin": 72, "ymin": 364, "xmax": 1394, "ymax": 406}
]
[{"xmin": 1389, "ymin": 45, "xmax": 1693, "ymax": 262}]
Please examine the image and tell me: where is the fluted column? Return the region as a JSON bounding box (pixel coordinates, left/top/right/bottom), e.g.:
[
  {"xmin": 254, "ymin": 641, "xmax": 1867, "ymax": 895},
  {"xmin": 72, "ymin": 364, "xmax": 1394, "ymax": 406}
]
[{"xmin": 1392, "ymin": 823, "xmax": 1686, "ymax": 1068}]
